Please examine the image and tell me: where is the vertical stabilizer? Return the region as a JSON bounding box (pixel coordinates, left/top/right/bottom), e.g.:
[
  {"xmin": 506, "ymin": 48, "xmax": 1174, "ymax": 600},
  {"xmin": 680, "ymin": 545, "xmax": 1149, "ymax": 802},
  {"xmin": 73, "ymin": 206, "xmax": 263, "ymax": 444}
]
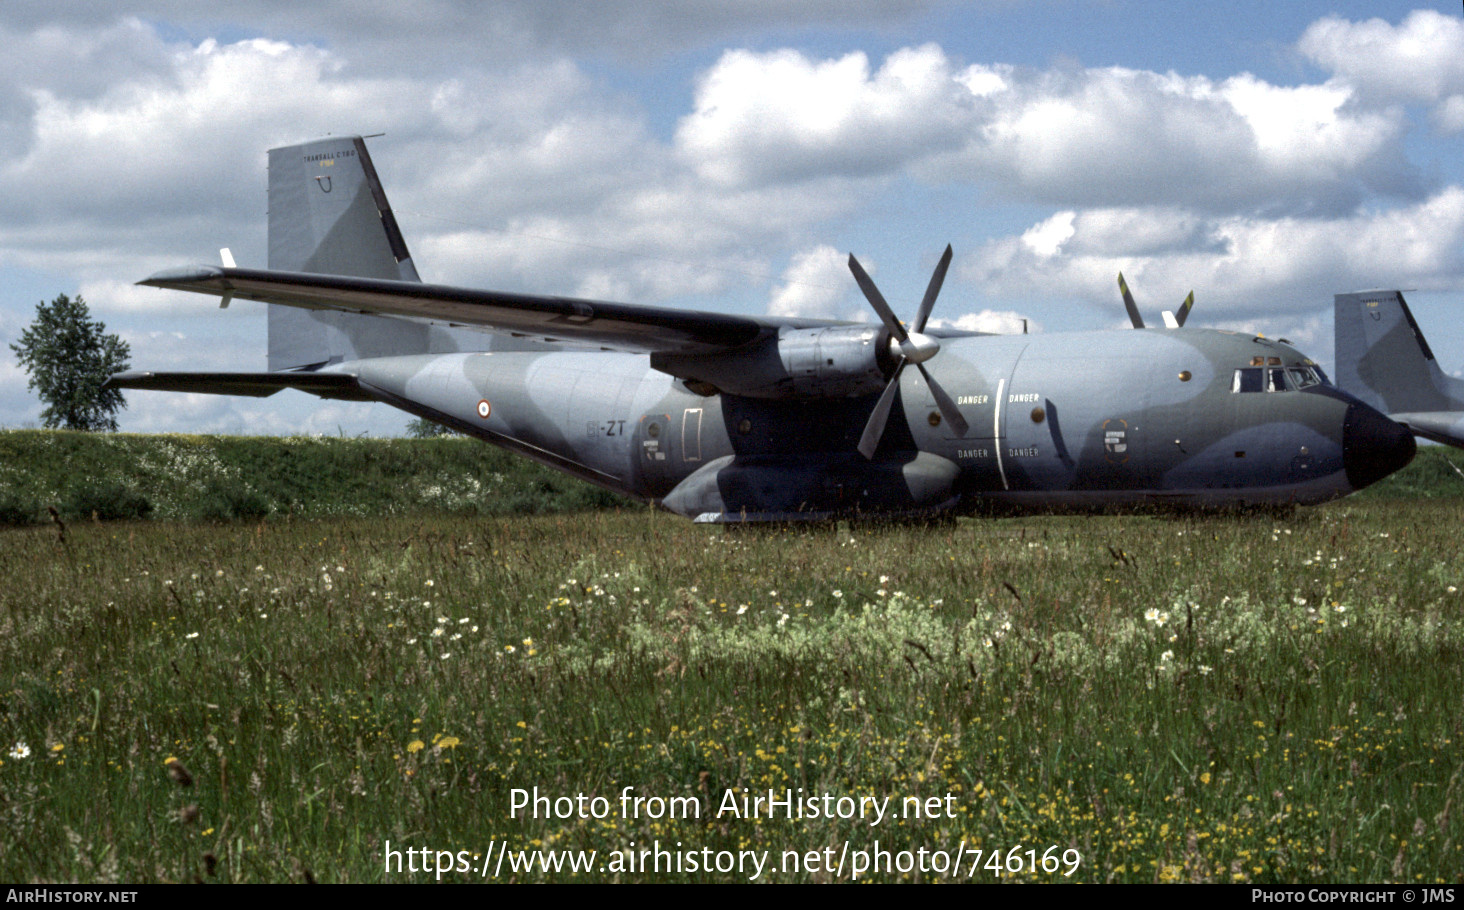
[
  {"xmin": 268, "ymin": 136, "xmax": 420, "ymax": 280},
  {"xmin": 1335, "ymin": 290, "xmax": 1464, "ymax": 447},
  {"xmin": 267, "ymin": 136, "xmax": 440, "ymax": 370}
]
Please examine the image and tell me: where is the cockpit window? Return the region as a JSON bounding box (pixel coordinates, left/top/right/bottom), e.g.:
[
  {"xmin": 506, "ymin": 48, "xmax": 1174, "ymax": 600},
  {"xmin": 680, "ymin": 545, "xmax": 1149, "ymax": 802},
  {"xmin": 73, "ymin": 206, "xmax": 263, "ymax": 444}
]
[
  {"xmin": 1232, "ymin": 368, "xmax": 1264, "ymax": 393},
  {"xmin": 1288, "ymin": 367, "xmax": 1322, "ymax": 390},
  {"xmin": 1234, "ymin": 364, "xmax": 1329, "ymax": 393}
]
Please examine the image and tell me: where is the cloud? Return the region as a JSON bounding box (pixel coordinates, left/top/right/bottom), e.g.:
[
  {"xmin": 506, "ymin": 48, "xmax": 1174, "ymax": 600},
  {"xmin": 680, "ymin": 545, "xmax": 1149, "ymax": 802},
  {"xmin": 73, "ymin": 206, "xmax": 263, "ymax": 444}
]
[
  {"xmin": 678, "ymin": 44, "xmax": 975, "ymax": 186},
  {"xmin": 0, "ymin": 35, "xmax": 426, "ymax": 274},
  {"xmin": 964, "ymin": 188, "xmax": 1464, "ymax": 321},
  {"xmin": 675, "ymin": 45, "xmax": 1423, "ymax": 215},
  {"xmin": 1299, "ymin": 10, "xmax": 1464, "ymax": 108},
  {"xmin": 768, "ymin": 245, "xmax": 857, "ymax": 318},
  {"xmin": 930, "ymin": 310, "xmax": 1037, "ymax": 335},
  {"xmin": 4, "ymin": 2, "xmax": 936, "ymax": 75}
]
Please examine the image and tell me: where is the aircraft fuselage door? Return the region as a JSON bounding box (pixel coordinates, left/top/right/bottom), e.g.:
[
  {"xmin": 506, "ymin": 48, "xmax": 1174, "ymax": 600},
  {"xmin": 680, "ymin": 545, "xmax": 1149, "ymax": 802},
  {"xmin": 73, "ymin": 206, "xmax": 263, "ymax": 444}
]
[
  {"xmin": 635, "ymin": 412, "xmax": 675, "ymax": 495},
  {"xmin": 682, "ymin": 407, "xmax": 703, "ymax": 462}
]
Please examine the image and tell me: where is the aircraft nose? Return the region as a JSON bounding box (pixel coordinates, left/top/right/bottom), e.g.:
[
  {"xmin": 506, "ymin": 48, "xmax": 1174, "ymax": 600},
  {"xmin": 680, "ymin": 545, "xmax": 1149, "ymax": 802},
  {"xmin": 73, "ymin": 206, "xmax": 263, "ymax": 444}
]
[{"xmin": 1343, "ymin": 402, "xmax": 1416, "ymax": 490}]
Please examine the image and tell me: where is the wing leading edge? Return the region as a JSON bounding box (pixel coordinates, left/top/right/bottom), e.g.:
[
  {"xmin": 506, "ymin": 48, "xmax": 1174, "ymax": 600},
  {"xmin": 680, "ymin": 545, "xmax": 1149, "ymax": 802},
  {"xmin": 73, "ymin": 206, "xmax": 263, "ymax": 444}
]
[
  {"xmin": 106, "ymin": 369, "xmax": 374, "ymax": 401},
  {"xmin": 140, "ymin": 265, "xmax": 851, "ymax": 356}
]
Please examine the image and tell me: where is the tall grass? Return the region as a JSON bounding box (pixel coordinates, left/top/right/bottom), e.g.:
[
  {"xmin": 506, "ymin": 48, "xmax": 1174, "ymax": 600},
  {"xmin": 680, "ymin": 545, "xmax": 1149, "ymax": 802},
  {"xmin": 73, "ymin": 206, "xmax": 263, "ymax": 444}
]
[
  {"xmin": 2, "ymin": 499, "xmax": 1460, "ymax": 882},
  {"xmin": 0, "ymin": 430, "xmax": 626, "ymax": 524}
]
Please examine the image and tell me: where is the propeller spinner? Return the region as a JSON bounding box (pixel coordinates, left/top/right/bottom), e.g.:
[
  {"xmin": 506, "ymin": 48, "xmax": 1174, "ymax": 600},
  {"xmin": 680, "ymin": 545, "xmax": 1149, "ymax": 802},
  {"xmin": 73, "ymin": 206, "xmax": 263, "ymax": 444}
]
[{"xmin": 848, "ymin": 244, "xmax": 969, "ymax": 459}]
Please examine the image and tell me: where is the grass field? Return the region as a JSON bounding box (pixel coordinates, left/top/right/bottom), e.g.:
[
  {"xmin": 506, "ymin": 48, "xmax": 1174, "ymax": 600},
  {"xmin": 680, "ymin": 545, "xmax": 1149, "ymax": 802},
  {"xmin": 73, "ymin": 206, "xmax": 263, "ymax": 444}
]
[
  {"xmin": 0, "ymin": 430, "xmax": 626, "ymax": 525},
  {"xmin": 2, "ymin": 469, "xmax": 1462, "ymax": 882}
]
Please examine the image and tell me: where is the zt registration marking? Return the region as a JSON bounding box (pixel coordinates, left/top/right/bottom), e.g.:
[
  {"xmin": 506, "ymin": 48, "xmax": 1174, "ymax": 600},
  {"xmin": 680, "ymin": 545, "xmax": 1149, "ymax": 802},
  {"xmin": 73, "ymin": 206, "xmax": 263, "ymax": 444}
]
[{"xmin": 602, "ymin": 420, "xmax": 626, "ymax": 437}]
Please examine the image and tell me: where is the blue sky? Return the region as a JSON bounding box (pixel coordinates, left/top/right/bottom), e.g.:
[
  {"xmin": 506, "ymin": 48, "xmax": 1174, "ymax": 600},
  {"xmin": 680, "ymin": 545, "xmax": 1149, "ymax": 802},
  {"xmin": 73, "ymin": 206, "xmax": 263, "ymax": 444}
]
[{"xmin": 2, "ymin": 1, "xmax": 1463, "ymax": 435}]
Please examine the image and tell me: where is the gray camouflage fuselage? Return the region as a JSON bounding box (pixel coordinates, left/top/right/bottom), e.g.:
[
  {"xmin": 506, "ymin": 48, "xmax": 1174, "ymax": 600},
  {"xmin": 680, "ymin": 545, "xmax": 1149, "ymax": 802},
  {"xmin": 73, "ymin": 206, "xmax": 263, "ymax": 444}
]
[{"xmin": 337, "ymin": 326, "xmax": 1408, "ymax": 520}]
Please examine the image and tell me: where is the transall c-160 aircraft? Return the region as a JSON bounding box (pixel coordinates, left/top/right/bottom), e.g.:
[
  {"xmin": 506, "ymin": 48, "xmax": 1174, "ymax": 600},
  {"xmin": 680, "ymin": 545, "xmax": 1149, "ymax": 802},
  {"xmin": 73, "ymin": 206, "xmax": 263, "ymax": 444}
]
[{"xmin": 109, "ymin": 136, "xmax": 1437, "ymax": 522}]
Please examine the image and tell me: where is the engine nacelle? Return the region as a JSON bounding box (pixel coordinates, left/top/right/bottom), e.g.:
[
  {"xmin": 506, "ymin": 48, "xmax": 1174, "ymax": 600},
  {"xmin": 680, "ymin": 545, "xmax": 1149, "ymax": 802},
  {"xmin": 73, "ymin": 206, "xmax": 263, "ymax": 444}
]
[{"xmin": 651, "ymin": 325, "xmax": 892, "ymax": 399}]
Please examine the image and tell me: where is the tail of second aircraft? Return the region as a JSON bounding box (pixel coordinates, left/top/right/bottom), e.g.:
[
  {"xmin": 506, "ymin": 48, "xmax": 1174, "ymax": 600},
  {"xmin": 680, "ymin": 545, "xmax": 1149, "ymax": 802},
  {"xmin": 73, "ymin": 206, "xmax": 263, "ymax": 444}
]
[{"xmin": 1335, "ymin": 290, "xmax": 1464, "ymax": 448}]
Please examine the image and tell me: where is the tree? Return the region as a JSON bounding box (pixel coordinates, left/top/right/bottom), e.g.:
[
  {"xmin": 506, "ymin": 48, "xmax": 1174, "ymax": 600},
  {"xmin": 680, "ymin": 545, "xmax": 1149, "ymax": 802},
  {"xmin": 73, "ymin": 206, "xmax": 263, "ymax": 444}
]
[
  {"xmin": 10, "ymin": 293, "xmax": 131, "ymax": 431},
  {"xmin": 405, "ymin": 417, "xmax": 457, "ymax": 438}
]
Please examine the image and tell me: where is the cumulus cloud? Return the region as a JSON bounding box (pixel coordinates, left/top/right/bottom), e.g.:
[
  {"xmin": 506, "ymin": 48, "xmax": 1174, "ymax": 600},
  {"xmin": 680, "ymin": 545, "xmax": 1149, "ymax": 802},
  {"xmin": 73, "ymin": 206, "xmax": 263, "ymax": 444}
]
[
  {"xmin": 929, "ymin": 310, "xmax": 1038, "ymax": 335},
  {"xmin": 0, "ymin": 22, "xmax": 831, "ymax": 308},
  {"xmin": 965, "ymin": 188, "xmax": 1464, "ymax": 321},
  {"xmin": 0, "ymin": 36, "xmax": 428, "ymax": 271},
  {"xmin": 1300, "ymin": 9, "xmax": 1464, "ymax": 138},
  {"xmin": 674, "ymin": 44, "xmax": 1424, "ymax": 214},
  {"xmin": 678, "ymin": 44, "xmax": 974, "ymax": 186},
  {"xmin": 6, "ymin": 1, "xmax": 934, "ymax": 69},
  {"xmin": 768, "ymin": 245, "xmax": 856, "ymax": 318},
  {"xmin": 1299, "ymin": 10, "xmax": 1464, "ymax": 108}
]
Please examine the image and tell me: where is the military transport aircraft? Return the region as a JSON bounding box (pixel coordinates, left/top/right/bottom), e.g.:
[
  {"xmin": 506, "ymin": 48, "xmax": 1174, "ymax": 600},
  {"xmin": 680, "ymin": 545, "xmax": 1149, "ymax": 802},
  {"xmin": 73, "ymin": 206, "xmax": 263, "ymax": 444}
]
[{"xmin": 109, "ymin": 136, "xmax": 1424, "ymax": 522}]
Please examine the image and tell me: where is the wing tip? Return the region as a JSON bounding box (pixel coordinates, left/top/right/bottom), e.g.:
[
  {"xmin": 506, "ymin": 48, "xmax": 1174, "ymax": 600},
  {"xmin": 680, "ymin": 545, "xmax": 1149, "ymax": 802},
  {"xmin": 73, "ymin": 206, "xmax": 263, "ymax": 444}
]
[{"xmin": 138, "ymin": 265, "xmax": 225, "ymax": 287}]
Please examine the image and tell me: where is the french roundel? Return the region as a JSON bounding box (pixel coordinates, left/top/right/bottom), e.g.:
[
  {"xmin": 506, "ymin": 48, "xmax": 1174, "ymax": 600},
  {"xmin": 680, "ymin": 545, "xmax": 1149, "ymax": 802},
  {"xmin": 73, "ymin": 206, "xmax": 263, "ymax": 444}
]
[{"xmin": 477, "ymin": 399, "xmax": 492, "ymax": 419}]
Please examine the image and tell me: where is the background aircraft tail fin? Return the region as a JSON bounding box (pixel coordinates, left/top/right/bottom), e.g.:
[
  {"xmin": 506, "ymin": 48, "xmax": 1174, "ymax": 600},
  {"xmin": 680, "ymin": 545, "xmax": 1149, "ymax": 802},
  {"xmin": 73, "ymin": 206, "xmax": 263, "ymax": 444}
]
[
  {"xmin": 266, "ymin": 135, "xmax": 442, "ymax": 370},
  {"xmin": 1335, "ymin": 289, "xmax": 1464, "ymax": 447}
]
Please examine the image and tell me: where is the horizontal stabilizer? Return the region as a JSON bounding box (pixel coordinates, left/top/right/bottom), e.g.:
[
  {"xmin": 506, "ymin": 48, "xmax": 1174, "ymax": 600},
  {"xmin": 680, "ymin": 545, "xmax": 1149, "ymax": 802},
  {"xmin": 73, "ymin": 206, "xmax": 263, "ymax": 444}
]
[
  {"xmin": 1388, "ymin": 411, "xmax": 1464, "ymax": 449},
  {"xmin": 106, "ymin": 370, "xmax": 375, "ymax": 402}
]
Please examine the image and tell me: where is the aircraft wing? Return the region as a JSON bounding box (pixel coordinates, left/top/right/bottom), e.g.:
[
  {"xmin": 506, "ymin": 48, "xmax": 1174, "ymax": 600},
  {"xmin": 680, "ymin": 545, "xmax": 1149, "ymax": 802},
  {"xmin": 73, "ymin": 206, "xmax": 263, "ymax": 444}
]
[
  {"xmin": 1387, "ymin": 411, "xmax": 1464, "ymax": 449},
  {"xmin": 140, "ymin": 266, "xmax": 849, "ymax": 355},
  {"xmin": 105, "ymin": 369, "xmax": 374, "ymax": 401}
]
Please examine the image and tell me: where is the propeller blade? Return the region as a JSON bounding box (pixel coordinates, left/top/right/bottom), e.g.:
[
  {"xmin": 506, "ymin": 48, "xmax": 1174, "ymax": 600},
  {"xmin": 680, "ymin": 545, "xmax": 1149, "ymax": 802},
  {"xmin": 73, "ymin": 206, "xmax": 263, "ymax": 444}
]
[
  {"xmin": 1175, "ymin": 290, "xmax": 1194, "ymax": 327},
  {"xmin": 858, "ymin": 361, "xmax": 907, "ymax": 459},
  {"xmin": 912, "ymin": 244, "xmax": 953, "ymax": 333},
  {"xmin": 916, "ymin": 362, "xmax": 969, "ymax": 438},
  {"xmin": 1117, "ymin": 272, "xmax": 1145, "ymax": 329},
  {"xmin": 848, "ymin": 254, "xmax": 908, "ymax": 342},
  {"xmin": 850, "ymin": 245, "xmax": 963, "ymax": 458}
]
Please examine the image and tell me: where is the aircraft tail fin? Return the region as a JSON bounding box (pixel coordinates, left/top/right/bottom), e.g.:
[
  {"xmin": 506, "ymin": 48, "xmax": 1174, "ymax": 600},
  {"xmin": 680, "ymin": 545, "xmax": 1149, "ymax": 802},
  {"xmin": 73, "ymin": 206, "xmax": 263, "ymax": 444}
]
[
  {"xmin": 266, "ymin": 135, "xmax": 437, "ymax": 371},
  {"xmin": 267, "ymin": 136, "xmax": 420, "ymax": 280},
  {"xmin": 1335, "ymin": 289, "xmax": 1464, "ymax": 448}
]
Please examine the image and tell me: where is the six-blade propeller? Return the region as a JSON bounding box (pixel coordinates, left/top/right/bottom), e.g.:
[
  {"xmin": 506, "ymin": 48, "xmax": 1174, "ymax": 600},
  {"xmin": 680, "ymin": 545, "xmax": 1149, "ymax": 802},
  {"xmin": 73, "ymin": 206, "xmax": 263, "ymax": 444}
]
[{"xmin": 848, "ymin": 244, "xmax": 970, "ymax": 459}]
